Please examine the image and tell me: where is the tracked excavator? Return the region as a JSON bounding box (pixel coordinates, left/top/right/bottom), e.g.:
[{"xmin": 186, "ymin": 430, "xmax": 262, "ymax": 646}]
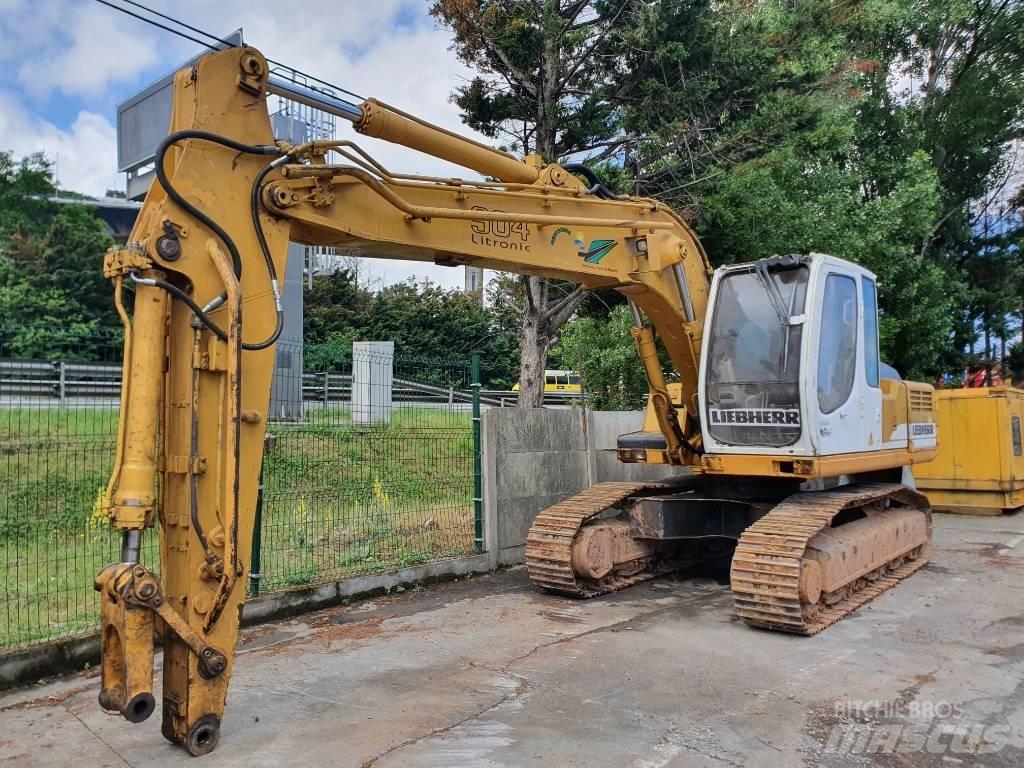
[{"xmin": 96, "ymin": 45, "xmax": 938, "ymax": 754}]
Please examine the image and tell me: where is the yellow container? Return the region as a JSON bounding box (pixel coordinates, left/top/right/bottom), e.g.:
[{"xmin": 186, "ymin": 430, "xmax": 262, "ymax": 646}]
[{"xmin": 915, "ymin": 386, "xmax": 1024, "ymax": 514}]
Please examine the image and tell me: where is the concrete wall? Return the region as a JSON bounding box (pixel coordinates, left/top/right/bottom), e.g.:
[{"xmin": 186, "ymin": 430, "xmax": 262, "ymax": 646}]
[{"xmin": 482, "ymin": 408, "xmax": 684, "ymax": 566}]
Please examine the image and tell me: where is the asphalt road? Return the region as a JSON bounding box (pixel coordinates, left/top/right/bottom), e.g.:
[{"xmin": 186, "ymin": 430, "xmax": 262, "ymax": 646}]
[{"xmin": 1, "ymin": 513, "xmax": 1022, "ymax": 767}]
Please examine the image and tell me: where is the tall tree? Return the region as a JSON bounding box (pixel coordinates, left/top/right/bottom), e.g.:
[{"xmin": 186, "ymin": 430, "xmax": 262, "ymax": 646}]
[
  {"xmin": 0, "ymin": 151, "xmax": 118, "ymax": 356},
  {"xmin": 898, "ymin": 0, "xmax": 1024, "ymax": 259},
  {"xmin": 598, "ymin": 0, "xmax": 988, "ymax": 378},
  {"xmin": 430, "ymin": 0, "xmax": 637, "ymax": 406}
]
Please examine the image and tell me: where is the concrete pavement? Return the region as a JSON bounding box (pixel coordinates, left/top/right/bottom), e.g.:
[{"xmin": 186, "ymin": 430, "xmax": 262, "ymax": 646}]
[{"xmin": 1, "ymin": 513, "xmax": 1022, "ymax": 767}]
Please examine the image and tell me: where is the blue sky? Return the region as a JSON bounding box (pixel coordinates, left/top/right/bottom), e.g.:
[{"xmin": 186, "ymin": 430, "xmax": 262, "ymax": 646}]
[{"xmin": 0, "ymin": 0, "xmax": 488, "ymax": 288}]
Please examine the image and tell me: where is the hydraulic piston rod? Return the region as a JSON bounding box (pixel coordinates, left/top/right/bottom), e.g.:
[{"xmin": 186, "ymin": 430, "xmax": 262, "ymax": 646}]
[
  {"xmin": 267, "ymin": 75, "xmax": 363, "ymax": 122},
  {"xmin": 266, "ymin": 78, "xmax": 540, "ymax": 185}
]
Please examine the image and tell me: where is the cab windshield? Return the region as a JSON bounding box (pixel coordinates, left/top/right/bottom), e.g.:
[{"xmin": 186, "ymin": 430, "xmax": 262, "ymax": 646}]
[{"xmin": 705, "ymin": 265, "xmax": 808, "ymax": 447}]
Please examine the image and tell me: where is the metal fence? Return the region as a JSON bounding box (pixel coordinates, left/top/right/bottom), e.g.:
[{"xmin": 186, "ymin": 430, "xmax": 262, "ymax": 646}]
[
  {"xmin": 252, "ymin": 340, "xmax": 478, "ymax": 595},
  {"xmin": 0, "ymin": 326, "xmax": 479, "ymax": 649}
]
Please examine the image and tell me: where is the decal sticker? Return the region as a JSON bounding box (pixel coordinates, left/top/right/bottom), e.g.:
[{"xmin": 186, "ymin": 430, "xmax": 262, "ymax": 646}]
[
  {"xmin": 550, "ymin": 227, "xmax": 572, "ymax": 245},
  {"xmin": 552, "ymin": 227, "xmax": 618, "ymax": 264},
  {"xmin": 709, "ymin": 408, "xmax": 801, "ymax": 427},
  {"xmin": 911, "ymin": 423, "xmax": 936, "ymax": 438}
]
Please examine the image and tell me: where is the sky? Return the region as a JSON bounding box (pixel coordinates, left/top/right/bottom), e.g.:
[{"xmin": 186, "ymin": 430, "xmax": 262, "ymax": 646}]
[{"xmin": 0, "ymin": 0, "xmax": 492, "ymax": 289}]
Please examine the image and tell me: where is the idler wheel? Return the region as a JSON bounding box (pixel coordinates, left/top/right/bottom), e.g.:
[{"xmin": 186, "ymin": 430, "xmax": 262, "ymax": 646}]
[{"xmin": 571, "ymin": 524, "xmax": 615, "ymax": 580}]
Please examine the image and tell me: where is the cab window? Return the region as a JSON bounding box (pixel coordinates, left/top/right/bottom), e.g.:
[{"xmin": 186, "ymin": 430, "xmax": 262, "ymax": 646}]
[
  {"xmin": 705, "ymin": 265, "xmax": 809, "ymax": 447},
  {"xmin": 862, "ymin": 277, "xmax": 880, "ymax": 388},
  {"xmin": 817, "ymin": 274, "xmax": 859, "ymax": 414}
]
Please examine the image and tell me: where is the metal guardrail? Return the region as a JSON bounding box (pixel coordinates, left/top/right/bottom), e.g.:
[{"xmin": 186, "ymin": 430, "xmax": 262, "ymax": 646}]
[{"xmin": 1, "ymin": 359, "xmax": 582, "ymax": 407}]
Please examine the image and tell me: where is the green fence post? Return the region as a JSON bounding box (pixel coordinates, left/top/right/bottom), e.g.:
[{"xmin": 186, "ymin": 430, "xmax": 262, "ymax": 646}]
[
  {"xmin": 249, "ymin": 447, "xmax": 266, "ymax": 598},
  {"xmin": 471, "ymin": 354, "xmax": 483, "ymax": 553}
]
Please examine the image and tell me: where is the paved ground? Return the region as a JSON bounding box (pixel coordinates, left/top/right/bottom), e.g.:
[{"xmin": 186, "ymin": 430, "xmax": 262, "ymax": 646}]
[{"xmin": 1, "ymin": 513, "xmax": 1022, "ymax": 767}]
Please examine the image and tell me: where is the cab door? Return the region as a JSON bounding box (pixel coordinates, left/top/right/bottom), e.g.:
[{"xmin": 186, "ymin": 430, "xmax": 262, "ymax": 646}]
[{"xmin": 812, "ymin": 268, "xmax": 865, "ymax": 455}]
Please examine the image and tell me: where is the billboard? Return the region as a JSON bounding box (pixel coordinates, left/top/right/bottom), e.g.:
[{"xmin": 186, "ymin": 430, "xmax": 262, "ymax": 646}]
[{"xmin": 116, "ymin": 29, "xmax": 243, "ymax": 173}]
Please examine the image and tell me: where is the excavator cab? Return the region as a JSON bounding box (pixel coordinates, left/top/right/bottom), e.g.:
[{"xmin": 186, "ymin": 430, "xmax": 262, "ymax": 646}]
[
  {"xmin": 698, "ymin": 252, "xmax": 937, "ymax": 471},
  {"xmin": 619, "ymin": 252, "xmax": 936, "ymax": 475}
]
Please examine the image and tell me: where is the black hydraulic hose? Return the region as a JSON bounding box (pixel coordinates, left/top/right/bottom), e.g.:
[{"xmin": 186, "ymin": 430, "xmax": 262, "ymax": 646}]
[
  {"xmin": 153, "ymin": 130, "xmax": 286, "ymax": 350},
  {"xmin": 563, "ymin": 162, "xmax": 600, "ymax": 186},
  {"xmin": 562, "ymin": 163, "xmax": 627, "ymax": 200},
  {"xmin": 246, "ymin": 161, "xmax": 285, "ymax": 350},
  {"xmin": 127, "ymin": 273, "xmax": 245, "ymax": 348}
]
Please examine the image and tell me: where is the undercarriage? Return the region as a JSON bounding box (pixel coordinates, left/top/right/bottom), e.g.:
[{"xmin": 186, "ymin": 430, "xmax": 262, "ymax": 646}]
[{"xmin": 526, "ymin": 478, "xmax": 932, "ymax": 634}]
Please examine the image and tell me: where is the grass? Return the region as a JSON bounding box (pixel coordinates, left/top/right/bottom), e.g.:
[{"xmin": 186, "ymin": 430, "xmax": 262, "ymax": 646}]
[{"xmin": 0, "ymin": 405, "xmax": 476, "ymax": 648}]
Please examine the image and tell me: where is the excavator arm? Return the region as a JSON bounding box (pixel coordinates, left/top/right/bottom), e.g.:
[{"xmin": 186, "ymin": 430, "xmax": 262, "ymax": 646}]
[{"xmin": 98, "ymin": 45, "xmax": 711, "ymax": 754}]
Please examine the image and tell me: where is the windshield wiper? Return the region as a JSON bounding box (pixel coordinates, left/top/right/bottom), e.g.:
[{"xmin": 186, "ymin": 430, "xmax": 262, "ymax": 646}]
[{"xmin": 753, "ymin": 259, "xmax": 790, "ymax": 327}]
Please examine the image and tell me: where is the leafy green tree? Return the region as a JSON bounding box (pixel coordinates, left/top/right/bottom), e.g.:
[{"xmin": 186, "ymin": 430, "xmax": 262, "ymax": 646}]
[
  {"xmin": 366, "ymin": 279, "xmax": 519, "ymax": 387},
  {"xmin": 304, "ymin": 270, "xmax": 521, "ymax": 388},
  {"xmin": 303, "ymin": 268, "xmax": 372, "ymax": 345},
  {"xmin": 897, "ymin": 0, "xmax": 1024, "ymax": 258},
  {"xmin": 605, "ymin": 0, "xmax": 989, "ymax": 378},
  {"xmin": 430, "ymin": 0, "xmax": 643, "ymax": 406},
  {"xmin": 0, "ymin": 151, "xmax": 55, "ymax": 243},
  {"xmin": 551, "ymin": 303, "xmax": 649, "ymax": 410},
  {"xmin": 0, "ymin": 152, "xmax": 118, "ymax": 356}
]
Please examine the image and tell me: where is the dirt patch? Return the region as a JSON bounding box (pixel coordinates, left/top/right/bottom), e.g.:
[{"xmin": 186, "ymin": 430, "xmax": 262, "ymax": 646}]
[
  {"xmin": 987, "ymin": 642, "xmax": 1024, "ymax": 661},
  {"xmin": 538, "ymin": 609, "xmax": 584, "ymax": 624},
  {"xmin": 0, "ymin": 683, "xmax": 94, "ymax": 713},
  {"xmin": 317, "ymin": 615, "xmax": 399, "ymax": 650}
]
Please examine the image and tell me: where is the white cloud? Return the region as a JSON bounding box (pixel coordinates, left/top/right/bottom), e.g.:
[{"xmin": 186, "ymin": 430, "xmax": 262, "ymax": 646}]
[
  {"xmin": 0, "ymin": 1, "xmax": 159, "ymax": 99},
  {"xmin": 0, "ymin": 0, "xmax": 504, "ymax": 288},
  {"xmin": 0, "ymin": 90, "xmax": 121, "ymax": 195}
]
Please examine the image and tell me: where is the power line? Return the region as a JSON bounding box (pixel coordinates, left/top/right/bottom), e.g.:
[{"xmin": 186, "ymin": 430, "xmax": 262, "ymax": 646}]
[
  {"xmin": 92, "ymin": 0, "xmax": 365, "ymax": 101},
  {"xmin": 93, "ymin": 0, "xmax": 221, "ymax": 51},
  {"xmin": 117, "ymin": 0, "xmax": 237, "ymax": 49}
]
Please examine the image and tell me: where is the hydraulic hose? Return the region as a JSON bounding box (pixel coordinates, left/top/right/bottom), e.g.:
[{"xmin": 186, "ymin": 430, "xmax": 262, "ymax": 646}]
[
  {"xmin": 562, "ymin": 163, "xmax": 627, "ymax": 201},
  {"xmin": 153, "ymin": 130, "xmax": 286, "ymax": 350}
]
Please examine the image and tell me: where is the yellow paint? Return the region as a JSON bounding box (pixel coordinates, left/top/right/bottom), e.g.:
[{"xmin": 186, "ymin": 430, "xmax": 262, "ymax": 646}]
[
  {"xmin": 915, "ymin": 386, "xmax": 1024, "ymax": 514},
  {"xmin": 699, "ymin": 446, "xmax": 937, "ymax": 479},
  {"xmin": 511, "ymin": 370, "xmax": 582, "ymax": 393}
]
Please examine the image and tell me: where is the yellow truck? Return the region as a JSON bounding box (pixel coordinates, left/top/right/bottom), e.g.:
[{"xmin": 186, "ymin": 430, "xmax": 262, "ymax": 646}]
[
  {"xmin": 511, "ymin": 369, "xmax": 582, "ymax": 393},
  {"xmin": 915, "ymin": 386, "xmax": 1024, "ymax": 514}
]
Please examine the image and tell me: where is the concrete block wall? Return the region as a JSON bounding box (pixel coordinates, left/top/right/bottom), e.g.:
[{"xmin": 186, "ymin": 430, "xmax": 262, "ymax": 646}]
[
  {"xmin": 482, "ymin": 408, "xmax": 684, "ymax": 566},
  {"xmin": 586, "ymin": 411, "xmax": 688, "ymax": 484}
]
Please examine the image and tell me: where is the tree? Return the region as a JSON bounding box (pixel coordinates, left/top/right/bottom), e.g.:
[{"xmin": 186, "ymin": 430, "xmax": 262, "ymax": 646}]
[
  {"xmin": 303, "ymin": 268, "xmax": 372, "ymax": 345},
  {"xmin": 599, "ymin": 0, "xmax": 998, "ymax": 378},
  {"xmin": 0, "ymin": 152, "xmax": 56, "ymax": 244},
  {"xmin": 303, "ymin": 270, "xmax": 521, "ymax": 388},
  {"xmin": 896, "ymin": 0, "xmax": 1024, "ymax": 259},
  {"xmin": 551, "ymin": 303, "xmax": 648, "ymax": 410},
  {"xmin": 430, "ymin": 0, "xmax": 638, "ymax": 406},
  {"xmin": 0, "ymin": 151, "xmax": 119, "ymax": 356}
]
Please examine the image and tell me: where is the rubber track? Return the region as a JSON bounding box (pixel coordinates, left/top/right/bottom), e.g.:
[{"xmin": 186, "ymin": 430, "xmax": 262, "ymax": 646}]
[
  {"xmin": 526, "ymin": 481, "xmax": 671, "ymax": 598},
  {"xmin": 730, "ymin": 483, "xmax": 932, "ymax": 636}
]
